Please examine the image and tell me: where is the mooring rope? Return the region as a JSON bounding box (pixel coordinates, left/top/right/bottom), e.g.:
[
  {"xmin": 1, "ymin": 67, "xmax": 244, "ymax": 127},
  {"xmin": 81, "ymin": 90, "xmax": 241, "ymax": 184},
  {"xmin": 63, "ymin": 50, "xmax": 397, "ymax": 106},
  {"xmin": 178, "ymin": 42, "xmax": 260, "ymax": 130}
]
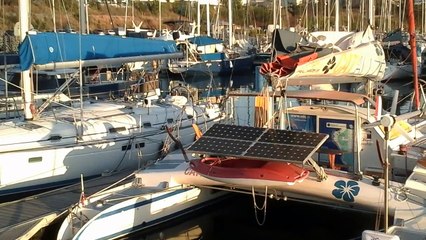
[
  {"xmin": 251, "ymin": 186, "xmax": 268, "ymax": 226},
  {"xmin": 303, "ymin": 158, "xmax": 328, "ymax": 181}
]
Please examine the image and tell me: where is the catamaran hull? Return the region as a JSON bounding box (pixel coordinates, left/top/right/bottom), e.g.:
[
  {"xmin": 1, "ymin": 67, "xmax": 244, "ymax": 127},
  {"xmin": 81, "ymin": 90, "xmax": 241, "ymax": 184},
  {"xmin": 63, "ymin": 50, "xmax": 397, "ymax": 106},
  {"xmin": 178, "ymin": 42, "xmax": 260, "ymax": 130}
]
[
  {"xmin": 217, "ymin": 171, "xmax": 405, "ymax": 214},
  {"xmin": 57, "ymin": 187, "xmax": 228, "ymax": 240}
]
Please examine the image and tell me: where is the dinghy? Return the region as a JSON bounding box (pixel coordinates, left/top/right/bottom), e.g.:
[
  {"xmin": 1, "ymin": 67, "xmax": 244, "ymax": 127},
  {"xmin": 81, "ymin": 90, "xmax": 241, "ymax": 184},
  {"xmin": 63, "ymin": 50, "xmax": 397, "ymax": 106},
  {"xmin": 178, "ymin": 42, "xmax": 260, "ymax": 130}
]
[{"xmin": 190, "ymin": 157, "xmax": 309, "ymax": 186}]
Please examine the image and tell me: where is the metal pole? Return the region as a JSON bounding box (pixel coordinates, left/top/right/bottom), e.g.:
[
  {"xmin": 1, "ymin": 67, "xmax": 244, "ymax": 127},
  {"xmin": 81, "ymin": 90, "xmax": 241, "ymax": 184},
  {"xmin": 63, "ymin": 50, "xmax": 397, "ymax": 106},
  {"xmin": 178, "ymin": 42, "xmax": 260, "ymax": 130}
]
[
  {"xmin": 159, "ymin": 0, "xmax": 162, "ymax": 33},
  {"xmin": 384, "ymin": 126, "xmax": 389, "ymax": 232},
  {"xmin": 380, "ymin": 114, "xmax": 394, "ymax": 233}
]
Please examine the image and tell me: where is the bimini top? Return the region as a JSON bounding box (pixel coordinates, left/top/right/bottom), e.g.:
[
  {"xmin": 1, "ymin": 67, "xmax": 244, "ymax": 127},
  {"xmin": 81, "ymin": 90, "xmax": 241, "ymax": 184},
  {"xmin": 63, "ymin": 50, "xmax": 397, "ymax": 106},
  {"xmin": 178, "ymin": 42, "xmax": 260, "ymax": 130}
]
[
  {"xmin": 229, "ymin": 90, "xmax": 374, "ymax": 106},
  {"xmin": 186, "ymin": 123, "xmax": 329, "ymax": 163},
  {"xmin": 278, "ymin": 90, "xmax": 373, "ymax": 106}
]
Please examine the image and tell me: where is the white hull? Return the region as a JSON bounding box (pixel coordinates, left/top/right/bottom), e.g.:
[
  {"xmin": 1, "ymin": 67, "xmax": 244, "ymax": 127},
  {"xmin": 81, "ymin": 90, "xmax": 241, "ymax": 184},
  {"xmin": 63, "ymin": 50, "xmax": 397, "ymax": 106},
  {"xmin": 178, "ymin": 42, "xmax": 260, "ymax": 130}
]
[
  {"xmin": 56, "ymin": 150, "xmax": 229, "ymax": 240},
  {"xmin": 59, "ymin": 149, "xmax": 426, "ymax": 236},
  {"xmin": 0, "ymin": 97, "xmax": 225, "ymax": 197},
  {"xmin": 57, "ymin": 186, "xmax": 226, "ymax": 240}
]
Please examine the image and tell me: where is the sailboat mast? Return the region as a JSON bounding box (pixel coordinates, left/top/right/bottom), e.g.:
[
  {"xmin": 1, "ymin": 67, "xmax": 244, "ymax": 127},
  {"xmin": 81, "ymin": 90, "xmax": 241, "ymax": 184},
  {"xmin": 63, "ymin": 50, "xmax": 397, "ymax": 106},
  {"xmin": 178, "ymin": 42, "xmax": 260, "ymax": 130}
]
[
  {"xmin": 407, "ymin": 0, "xmax": 420, "ymax": 110},
  {"xmin": 228, "ymin": 0, "xmax": 233, "ymax": 47},
  {"xmin": 207, "ymin": 2, "xmax": 211, "ymax": 36},
  {"xmin": 335, "ymin": 0, "xmax": 339, "ymax": 31},
  {"xmin": 19, "ymin": 0, "xmax": 33, "ymax": 120},
  {"xmin": 197, "ymin": 1, "xmax": 201, "ymax": 36},
  {"xmin": 159, "ymin": 0, "xmax": 162, "ymax": 33},
  {"xmin": 79, "ymin": 0, "xmax": 88, "ymax": 34},
  {"xmin": 52, "ymin": 0, "xmax": 56, "ymax": 32},
  {"xmin": 368, "ymin": 0, "xmax": 374, "ymax": 28}
]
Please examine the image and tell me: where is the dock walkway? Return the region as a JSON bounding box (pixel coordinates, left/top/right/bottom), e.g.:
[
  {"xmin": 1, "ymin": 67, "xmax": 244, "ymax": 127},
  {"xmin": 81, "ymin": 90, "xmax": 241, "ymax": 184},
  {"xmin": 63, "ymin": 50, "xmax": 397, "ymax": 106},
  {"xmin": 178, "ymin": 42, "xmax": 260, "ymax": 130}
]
[{"xmin": 0, "ymin": 170, "xmax": 135, "ymax": 240}]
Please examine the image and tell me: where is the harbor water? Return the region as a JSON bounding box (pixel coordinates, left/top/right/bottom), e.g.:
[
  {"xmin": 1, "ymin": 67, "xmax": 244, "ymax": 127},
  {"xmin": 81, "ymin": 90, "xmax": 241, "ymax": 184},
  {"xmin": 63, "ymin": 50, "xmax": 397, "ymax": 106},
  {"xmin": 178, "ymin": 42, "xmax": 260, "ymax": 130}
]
[{"xmin": 119, "ymin": 193, "xmax": 378, "ymax": 240}]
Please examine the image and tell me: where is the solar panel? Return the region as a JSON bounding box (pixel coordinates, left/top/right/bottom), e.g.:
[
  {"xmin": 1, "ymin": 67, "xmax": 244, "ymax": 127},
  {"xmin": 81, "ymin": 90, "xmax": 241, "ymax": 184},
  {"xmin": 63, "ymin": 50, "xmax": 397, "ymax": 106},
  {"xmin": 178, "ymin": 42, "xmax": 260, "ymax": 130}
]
[
  {"xmin": 186, "ymin": 124, "xmax": 329, "ymax": 163},
  {"xmin": 202, "ymin": 124, "xmax": 264, "ymax": 141},
  {"xmin": 187, "ymin": 137, "xmax": 252, "ymax": 155}
]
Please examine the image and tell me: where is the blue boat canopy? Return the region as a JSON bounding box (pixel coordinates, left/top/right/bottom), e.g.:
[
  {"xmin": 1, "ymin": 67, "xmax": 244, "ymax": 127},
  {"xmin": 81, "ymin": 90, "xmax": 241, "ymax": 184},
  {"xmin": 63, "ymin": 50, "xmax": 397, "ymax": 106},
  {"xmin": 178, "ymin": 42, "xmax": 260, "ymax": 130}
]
[
  {"xmin": 187, "ymin": 36, "xmax": 223, "ymax": 46},
  {"xmin": 19, "ymin": 32, "xmax": 178, "ymax": 70}
]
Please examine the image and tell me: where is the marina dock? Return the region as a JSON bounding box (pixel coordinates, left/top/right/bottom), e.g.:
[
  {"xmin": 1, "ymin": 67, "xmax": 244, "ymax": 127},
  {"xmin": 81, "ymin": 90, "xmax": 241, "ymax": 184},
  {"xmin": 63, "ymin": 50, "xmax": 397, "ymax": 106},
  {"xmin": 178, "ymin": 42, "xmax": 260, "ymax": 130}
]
[{"xmin": 0, "ymin": 169, "xmax": 135, "ymax": 240}]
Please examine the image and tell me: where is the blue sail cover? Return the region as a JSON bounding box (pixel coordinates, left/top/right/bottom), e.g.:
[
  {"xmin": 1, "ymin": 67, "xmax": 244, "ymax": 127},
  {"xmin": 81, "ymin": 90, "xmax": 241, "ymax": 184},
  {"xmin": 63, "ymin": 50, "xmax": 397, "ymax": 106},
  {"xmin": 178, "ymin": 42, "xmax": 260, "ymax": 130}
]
[
  {"xmin": 187, "ymin": 36, "xmax": 223, "ymax": 46},
  {"xmin": 19, "ymin": 32, "xmax": 178, "ymax": 70}
]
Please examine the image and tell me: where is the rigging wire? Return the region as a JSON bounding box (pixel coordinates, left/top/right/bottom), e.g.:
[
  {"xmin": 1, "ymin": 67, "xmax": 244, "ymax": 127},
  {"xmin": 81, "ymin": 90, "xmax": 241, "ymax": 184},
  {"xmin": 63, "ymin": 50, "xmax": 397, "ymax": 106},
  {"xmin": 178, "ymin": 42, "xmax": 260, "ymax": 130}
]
[{"xmin": 59, "ymin": 0, "xmax": 72, "ymax": 30}]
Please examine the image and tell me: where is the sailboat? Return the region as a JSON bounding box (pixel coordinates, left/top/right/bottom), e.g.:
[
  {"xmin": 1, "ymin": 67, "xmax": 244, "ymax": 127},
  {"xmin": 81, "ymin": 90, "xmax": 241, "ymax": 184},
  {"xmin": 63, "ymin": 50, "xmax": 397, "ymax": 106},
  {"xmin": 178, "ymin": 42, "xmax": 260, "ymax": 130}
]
[
  {"xmin": 0, "ymin": 0, "xmax": 227, "ymax": 199},
  {"xmin": 168, "ymin": 35, "xmax": 255, "ymax": 78},
  {"xmin": 167, "ymin": 0, "xmax": 255, "ymax": 79},
  {"xmin": 186, "ymin": 122, "xmax": 426, "ymax": 232},
  {"xmin": 381, "ymin": 29, "xmax": 426, "ymax": 81},
  {"xmin": 56, "ymin": 149, "xmax": 230, "ymax": 240}
]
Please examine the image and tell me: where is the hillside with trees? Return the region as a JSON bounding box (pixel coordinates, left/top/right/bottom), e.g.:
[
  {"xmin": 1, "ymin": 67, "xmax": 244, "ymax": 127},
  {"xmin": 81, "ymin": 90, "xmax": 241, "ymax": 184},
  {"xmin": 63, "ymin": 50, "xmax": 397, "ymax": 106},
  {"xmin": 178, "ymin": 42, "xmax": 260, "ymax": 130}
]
[{"xmin": 0, "ymin": 0, "xmax": 277, "ymax": 34}]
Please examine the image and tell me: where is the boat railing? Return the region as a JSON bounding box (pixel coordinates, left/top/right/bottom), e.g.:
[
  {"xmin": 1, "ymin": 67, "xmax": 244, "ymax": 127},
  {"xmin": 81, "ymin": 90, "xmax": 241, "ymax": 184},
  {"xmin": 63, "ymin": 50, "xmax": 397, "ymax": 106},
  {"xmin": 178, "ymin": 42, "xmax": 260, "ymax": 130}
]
[{"xmin": 0, "ymin": 95, "xmax": 22, "ymax": 119}]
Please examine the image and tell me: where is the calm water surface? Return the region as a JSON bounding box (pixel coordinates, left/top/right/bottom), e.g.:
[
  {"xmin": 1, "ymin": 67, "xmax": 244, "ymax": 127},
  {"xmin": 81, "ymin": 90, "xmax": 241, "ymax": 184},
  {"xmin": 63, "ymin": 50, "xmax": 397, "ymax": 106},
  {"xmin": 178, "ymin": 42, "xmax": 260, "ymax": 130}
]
[{"xmin": 119, "ymin": 194, "xmax": 378, "ymax": 240}]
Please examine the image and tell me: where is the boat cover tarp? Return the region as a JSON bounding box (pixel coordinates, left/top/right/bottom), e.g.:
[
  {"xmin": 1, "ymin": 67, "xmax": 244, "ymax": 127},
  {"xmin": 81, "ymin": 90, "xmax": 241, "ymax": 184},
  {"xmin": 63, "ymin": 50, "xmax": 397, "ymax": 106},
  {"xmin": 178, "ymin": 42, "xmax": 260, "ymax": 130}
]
[
  {"xmin": 188, "ymin": 36, "xmax": 223, "ymax": 46},
  {"xmin": 272, "ymin": 29, "xmax": 307, "ymax": 55},
  {"xmin": 260, "ymin": 48, "xmax": 333, "ymax": 77},
  {"xmin": 200, "ymin": 52, "xmax": 225, "ymax": 61},
  {"xmin": 19, "ymin": 32, "xmax": 178, "ymax": 70}
]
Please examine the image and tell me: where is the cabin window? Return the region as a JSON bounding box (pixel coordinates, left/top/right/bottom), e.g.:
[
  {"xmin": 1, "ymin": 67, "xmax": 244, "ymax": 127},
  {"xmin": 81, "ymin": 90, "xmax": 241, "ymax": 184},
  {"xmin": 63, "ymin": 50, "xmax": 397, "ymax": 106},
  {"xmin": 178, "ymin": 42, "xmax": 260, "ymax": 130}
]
[
  {"xmin": 109, "ymin": 127, "xmax": 126, "ymax": 133},
  {"xmin": 29, "ymin": 157, "xmax": 42, "ymax": 163},
  {"xmin": 167, "ymin": 118, "xmax": 174, "ymax": 124},
  {"xmin": 143, "ymin": 122, "xmax": 152, "ymax": 128},
  {"xmin": 48, "ymin": 135, "xmax": 62, "ymax": 141},
  {"xmin": 288, "ymin": 114, "xmax": 316, "ymax": 132},
  {"xmin": 135, "ymin": 142, "xmax": 145, "ymax": 148},
  {"xmin": 362, "ymin": 130, "xmax": 373, "ymax": 144},
  {"xmin": 122, "ymin": 145, "xmax": 132, "ymax": 151},
  {"xmin": 318, "ymin": 118, "xmax": 355, "ymax": 172}
]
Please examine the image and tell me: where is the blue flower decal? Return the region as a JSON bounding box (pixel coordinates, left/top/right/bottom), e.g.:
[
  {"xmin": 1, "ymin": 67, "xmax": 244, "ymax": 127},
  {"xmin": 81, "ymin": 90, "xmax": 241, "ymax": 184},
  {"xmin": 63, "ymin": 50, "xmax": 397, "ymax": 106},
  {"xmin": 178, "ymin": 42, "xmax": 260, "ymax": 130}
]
[{"xmin": 332, "ymin": 180, "xmax": 360, "ymax": 202}]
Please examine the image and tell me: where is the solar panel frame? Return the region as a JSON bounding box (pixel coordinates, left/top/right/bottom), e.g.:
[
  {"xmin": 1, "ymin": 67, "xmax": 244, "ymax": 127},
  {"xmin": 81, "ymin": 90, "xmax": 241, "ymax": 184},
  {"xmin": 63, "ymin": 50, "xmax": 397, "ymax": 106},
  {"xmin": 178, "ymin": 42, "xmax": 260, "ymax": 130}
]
[{"xmin": 186, "ymin": 124, "xmax": 329, "ymax": 163}]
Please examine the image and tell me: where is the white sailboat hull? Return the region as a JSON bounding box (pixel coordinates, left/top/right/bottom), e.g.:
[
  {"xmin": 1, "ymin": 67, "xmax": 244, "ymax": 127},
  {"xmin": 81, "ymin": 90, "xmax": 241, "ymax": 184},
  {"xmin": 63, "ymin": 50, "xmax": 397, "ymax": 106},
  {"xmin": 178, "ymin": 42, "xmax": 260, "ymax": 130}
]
[
  {"xmin": 0, "ymin": 100, "xmax": 224, "ymax": 197},
  {"xmin": 58, "ymin": 187, "xmax": 226, "ymax": 240}
]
